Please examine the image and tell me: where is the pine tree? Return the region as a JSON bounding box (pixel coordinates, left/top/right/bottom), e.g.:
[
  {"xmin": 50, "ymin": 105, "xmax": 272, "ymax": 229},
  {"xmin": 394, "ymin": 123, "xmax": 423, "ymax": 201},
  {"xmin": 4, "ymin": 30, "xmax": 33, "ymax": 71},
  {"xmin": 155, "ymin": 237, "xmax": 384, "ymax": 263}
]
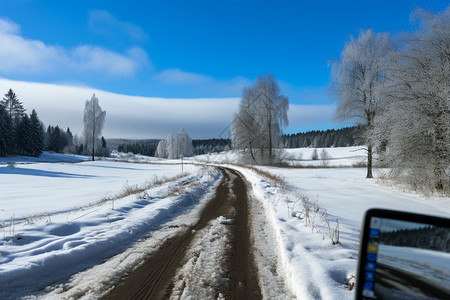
[
  {"xmin": 1, "ymin": 89, "xmax": 25, "ymax": 125},
  {"xmin": 0, "ymin": 104, "xmax": 12, "ymax": 156},
  {"xmin": 45, "ymin": 125, "xmax": 52, "ymax": 150},
  {"xmin": 16, "ymin": 114, "xmax": 33, "ymax": 155},
  {"xmin": 66, "ymin": 128, "xmax": 73, "ymax": 146},
  {"xmin": 29, "ymin": 109, "xmax": 44, "ymax": 157},
  {"xmin": 49, "ymin": 126, "xmax": 62, "ymax": 153}
]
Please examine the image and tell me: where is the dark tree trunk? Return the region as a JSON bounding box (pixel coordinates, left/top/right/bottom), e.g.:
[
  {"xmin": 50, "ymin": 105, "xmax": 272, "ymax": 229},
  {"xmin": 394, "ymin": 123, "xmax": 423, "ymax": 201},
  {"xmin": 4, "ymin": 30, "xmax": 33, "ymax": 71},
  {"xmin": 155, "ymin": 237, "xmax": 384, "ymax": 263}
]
[
  {"xmin": 365, "ymin": 107, "xmax": 374, "ymax": 179},
  {"xmin": 367, "ymin": 144, "xmax": 373, "ymax": 178}
]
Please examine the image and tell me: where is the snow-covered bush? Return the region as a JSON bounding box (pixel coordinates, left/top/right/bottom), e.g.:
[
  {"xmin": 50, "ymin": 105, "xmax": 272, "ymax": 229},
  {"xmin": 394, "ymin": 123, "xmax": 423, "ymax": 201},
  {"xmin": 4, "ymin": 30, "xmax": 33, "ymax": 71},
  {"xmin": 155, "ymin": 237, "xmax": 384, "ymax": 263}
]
[{"xmin": 311, "ymin": 149, "xmax": 319, "ymax": 160}]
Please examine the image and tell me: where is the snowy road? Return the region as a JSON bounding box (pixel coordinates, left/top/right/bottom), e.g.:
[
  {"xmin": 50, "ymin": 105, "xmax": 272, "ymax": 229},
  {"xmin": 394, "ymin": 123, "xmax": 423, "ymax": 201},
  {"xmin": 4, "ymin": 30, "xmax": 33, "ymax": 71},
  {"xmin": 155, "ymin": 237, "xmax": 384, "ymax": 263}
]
[{"xmin": 102, "ymin": 167, "xmax": 262, "ymax": 299}]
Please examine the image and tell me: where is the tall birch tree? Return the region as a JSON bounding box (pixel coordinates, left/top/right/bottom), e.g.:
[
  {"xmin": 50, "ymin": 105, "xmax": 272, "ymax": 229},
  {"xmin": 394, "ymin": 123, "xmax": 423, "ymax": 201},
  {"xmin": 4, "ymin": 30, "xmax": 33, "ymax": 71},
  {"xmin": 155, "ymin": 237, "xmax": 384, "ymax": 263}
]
[
  {"xmin": 83, "ymin": 94, "xmax": 106, "ymax": 161},
  {"xmin": 331, "ymin": 29, "xmax": 393, "ymax": 178},
  {"xmin": 231, "ymin": 73, "xmax": 288, "ymax": 164}
]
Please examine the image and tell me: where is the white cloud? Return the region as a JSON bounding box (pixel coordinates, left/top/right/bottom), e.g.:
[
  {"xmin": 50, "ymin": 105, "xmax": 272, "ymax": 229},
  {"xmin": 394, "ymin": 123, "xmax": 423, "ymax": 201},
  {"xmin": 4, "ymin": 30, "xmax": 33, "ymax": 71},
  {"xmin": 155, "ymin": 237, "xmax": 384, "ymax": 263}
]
[
  {"xmin": 287, "ymin": 104, "xmax": 338, "ymax": 131},
  {"xmin": 88, "ymin": 10, "xmax": 148, "ymax": 42},
  {"xmin": 0, "ymin": 18, "xmax": 149, "ymax": 77},
  {"xmin": 0, "ymin": 78, "xmax": 339, "ymax": 139},
  {"xmin": 153, "ymin": 68, "xmax": 251, "ymax": 97},
  {"xmin": 0, "ymin": 18, "xmax": 20, "ymax": 34},
  {"xmin": 72, "ymin": 46, "xmax": 148, "ymax": 76},
  {"xmin": 153, "ymin": 68, "xmax": 211, "ymax": 85},
  {"xmin": 0, "ymin": 78, "xmax": 239, "ymax": 139}
]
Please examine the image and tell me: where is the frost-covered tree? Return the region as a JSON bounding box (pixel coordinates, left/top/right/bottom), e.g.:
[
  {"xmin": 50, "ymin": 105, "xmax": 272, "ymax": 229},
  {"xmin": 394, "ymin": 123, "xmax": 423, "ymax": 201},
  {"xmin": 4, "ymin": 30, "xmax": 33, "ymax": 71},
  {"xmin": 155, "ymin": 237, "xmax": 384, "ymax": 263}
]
[
  {"xmin": 231, "ymin": 87, "xmax": 260, "ymax": 161},
  {"xmin": 320, "ymin": 148, "xmax": 331, "ymax": 167},
  {"xmin": 231, "ymin": 73, "xmax": 289, "ymax": 164},
  {"xmin": 177, "ymin": 128, "xmax": 194, "ymax": 157},
  {"xmin": 254, "ymin": 73, "xmax": 289, "ymax": 162},
  {"xmin": 83, "ymin": 94, "xmax": 106, "ymax": 161},
  {"xmin": 331, "ymin": 29, "xmax": 393, "ymax": 178},
  {"xmin": 375, "ymin": 8, "xmax": 449, "ymax": 193},
  {"xmin": 166, "ymin": 132, "xmax": 177, "ymax": 159},
  {"xmin": 165, "ymin": 129, "xmax": 194, "ymax": 159},
  {"xmin": 156, "ymin": 139, "xmax": 168, "ymax": 158},
  {"xmin": 72, "ymin": 134, "xmax": 84, "ymax": 154},
  {"xmin": 311, "ymin": 148, "xmax": 319, "ymax": 160}
]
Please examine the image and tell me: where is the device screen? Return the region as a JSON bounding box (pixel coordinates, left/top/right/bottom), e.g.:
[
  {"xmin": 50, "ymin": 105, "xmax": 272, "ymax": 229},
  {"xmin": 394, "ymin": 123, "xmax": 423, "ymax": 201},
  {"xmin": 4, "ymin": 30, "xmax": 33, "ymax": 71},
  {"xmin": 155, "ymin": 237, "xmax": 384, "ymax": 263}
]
[{"xmin": 356, "ymin": 209, "xmax": 450, "ymax": 300}]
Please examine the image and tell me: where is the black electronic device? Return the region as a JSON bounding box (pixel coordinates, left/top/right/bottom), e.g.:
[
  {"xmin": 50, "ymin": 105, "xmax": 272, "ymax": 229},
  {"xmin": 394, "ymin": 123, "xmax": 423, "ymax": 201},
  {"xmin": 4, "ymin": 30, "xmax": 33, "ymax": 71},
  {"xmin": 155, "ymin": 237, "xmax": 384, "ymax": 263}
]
[{"xmin": 355, "ymin": 209, "xmax": 450, "ymax": 300}]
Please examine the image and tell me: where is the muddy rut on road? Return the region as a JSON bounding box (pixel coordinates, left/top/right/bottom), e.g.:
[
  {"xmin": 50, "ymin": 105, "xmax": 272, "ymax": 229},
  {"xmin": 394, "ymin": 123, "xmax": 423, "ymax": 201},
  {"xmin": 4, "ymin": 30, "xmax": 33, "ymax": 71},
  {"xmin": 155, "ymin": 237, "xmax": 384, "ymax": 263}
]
[{"xmin": 103, "ymin": 167, "xmax": 262, "ymax": 300}]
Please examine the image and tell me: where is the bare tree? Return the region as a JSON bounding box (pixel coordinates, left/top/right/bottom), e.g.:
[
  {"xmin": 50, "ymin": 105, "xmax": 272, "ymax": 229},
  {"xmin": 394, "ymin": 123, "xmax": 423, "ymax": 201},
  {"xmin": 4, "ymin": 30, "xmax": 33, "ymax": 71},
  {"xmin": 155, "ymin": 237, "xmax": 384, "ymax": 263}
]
[
  {"xmin": 330, "ymin": 29, "xmax": 393, "ymax": 178},
  {"xmin": 231, "ymin": 87, "xmax": 260, "ymax": 161},
  {"xmin": 255, "ymin": 73, "xmax": 289, "ymax": 162},
  {"xmin": 376, "ymin": 8, "xmax": 449, "ymax": 193},
  {"xmin": 83, "ymin": 94, "xmax": 106, "ymax": 161},
  {"xmin": 231, "ymin": 73, "xmax": 289, "ymax": 164}
]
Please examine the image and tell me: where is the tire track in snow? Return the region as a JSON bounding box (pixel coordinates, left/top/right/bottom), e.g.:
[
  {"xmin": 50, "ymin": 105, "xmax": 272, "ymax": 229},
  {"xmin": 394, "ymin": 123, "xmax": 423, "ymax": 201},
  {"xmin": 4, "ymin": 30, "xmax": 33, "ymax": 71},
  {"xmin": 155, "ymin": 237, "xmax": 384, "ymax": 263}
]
[{"xmin": 102, "ymin": 167, "xmax": 262, "ymax": 299}]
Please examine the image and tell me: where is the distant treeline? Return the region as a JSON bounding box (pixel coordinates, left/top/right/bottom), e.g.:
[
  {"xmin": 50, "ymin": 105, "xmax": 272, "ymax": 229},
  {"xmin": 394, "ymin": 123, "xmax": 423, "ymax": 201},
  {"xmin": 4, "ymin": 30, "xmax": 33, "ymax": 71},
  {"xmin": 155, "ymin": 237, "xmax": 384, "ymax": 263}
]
[
  {"xmin": 282, "ymin": 126, "xmax": 364, "ymax": 148},
  {"xmin": 191, "ymin": 127, "xmax": 363, "ymax": 155},
  {"xmin": 113, "ymin": 127, "xmax": 364, "ymax": 157},
  {"xmin": 117, "ymin": 140, "xmax": 159, "ymax": 157},
  {"xmin": 115, "ymin": 138, "xmax": 231, "ymax": 157},
  {"xmin": 192, "ymin": 139, "xmax": 231, "ymax": 155},
  {"xmin": 380, "ymin": 226, "xmax": 450, "ymax": 252}
]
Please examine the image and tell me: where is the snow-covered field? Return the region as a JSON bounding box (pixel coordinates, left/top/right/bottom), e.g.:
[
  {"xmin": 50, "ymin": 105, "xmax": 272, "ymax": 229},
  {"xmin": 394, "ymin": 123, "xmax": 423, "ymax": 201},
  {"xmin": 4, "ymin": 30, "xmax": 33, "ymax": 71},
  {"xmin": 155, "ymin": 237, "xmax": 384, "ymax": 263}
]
[
  {"xmin": 0, "ymin": 155, "xmax": 221, "ymax": 299},
  {"xmin": 0, "ymin": 147, "xmax": 449, "ymax": 299},
  {"xmin": 0, "ymin": 158, "xmax": 194, "ymax": 221},
  {"xmin": 193, "ymin": 146, "xmax": 368, "ymax": 167}
]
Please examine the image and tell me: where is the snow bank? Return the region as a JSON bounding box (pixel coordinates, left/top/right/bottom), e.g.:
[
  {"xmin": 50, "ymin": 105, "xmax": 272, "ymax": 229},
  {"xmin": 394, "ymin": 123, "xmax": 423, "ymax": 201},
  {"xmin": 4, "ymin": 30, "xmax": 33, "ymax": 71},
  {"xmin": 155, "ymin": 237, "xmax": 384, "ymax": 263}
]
[
  {"xmin": 224, "ymin": 164, "xmax": 450, "ymax": 299},
  {"xmin": 0, "ymin": 161, "xmax": 221, "ymax": 299}
]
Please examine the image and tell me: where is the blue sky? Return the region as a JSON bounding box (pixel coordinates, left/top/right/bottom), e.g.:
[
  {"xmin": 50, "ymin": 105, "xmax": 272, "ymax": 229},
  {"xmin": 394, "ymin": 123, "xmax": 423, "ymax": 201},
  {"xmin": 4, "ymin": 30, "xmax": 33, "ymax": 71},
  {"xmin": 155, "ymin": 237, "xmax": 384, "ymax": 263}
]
[{"xmin": 0, "ymin": 0, "xmax": 448, "ymax": 138}]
